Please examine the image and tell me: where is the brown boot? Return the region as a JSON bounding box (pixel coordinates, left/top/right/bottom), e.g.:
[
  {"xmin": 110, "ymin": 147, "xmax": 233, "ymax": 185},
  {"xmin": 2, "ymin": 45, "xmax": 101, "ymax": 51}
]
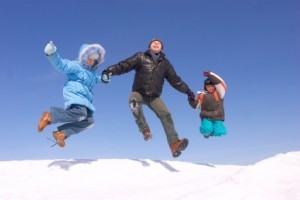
[
  {"xmin": 53, "ymin": 131, "xmax": 66, "ymax": 147},
  {"xmin": 38, "ymin": 112, "xmax": 51, "ymax": 132},
  {"xmin": 142, "ymin": 128, "xmax": 152, "ymax": 141},
  {"xmin": 170, "ymin": 138, "xmax": 189, "ymax": 158}
]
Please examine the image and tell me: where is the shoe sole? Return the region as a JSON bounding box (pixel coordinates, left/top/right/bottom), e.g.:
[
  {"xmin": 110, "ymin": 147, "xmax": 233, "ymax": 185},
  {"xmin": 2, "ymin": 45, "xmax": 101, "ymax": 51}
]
[
  {"xmin": 56, "ymin": 140, "xmax": 65, "ymax": 147},
  {"xmin": 38, "ymin": 112, "xmax": 49, "ymax": 132},
  {"xmin": 53, "ymin": 132, "xmax": 65, "ymax": 147},
  {"xmin": 203, "ymin": 133, "xmax": 214, "ymax": 139},
  {"xmin": 144, "ymin": 134, "xmax": 152, "ymax": 141},
  {"xmin": 172, "ymin": 138, "xmax": 189, "ymax": 158}
]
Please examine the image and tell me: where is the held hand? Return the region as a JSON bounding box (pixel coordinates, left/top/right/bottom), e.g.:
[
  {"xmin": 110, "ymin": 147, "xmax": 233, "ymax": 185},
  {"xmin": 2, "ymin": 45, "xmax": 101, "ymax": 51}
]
[
  {"xmin": 101, "ymin": 70, "xmax": 111, "ymax": 83},
  {"xmin": 203, "ymin": 71, "xmax": 209, "ymax": 76},
  {"xmin": 186, "ymin": 89, "xmax": 195, "ymax": 102},
  {"xmin": 44, "ymin": 41, "xmax": 57, "ymax": 56}
]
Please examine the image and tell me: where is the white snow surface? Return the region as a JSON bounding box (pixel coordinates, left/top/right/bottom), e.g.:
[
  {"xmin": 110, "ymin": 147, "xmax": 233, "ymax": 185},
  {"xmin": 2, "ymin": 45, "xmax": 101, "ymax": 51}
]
[{"xmin": 0, "ymin": 151, "xmax": 299, "ymax": 200}]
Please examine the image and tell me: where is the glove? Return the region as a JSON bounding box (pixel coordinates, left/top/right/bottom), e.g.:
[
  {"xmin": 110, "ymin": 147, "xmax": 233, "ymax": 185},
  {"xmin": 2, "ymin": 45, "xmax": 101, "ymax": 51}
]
[
  {"xmin": 101, "ymin": 70, "xmax": 111, "ymax": 83},
  {"xmin": 186, "ymin": 89, "xmax": 195, "ymax": 102},
  {"xmin": 44, "ymin": 41, "xmax": 57, "ymax": 56},
  {"xmin": 203, "ymin": 71, "xmax": 209, "ymax": 76}
]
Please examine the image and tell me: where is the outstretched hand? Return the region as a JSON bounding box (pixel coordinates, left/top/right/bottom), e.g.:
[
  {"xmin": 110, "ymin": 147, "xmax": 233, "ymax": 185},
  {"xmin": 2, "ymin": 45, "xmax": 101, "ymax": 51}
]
[
  {"xmin": 101, "ymin": 70, "xmax": 112, "ymax": 83},
  {"xmin": 203, "ymin": 71, "xmax": 209, "ymax": 76},
  {"xmin": 44, "ymin": 41, "xmax": 57, "ymax": 56},
  {"xmin": 186, "ymin": 89, "xmax": 195, "ymax": 102}
]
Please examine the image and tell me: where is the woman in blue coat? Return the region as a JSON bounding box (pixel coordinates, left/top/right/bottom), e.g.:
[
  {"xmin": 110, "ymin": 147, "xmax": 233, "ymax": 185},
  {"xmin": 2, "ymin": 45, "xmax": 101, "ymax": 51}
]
[{"xmin": 38, "ymin": 41, "xmax": 105, "ymax": 147}]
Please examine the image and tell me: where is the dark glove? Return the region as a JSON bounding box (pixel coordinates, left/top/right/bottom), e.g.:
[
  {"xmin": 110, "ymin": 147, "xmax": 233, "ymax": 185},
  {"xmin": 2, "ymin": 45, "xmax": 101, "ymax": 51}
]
[
  {"xmin": 203, "ymin": 71, "xmax": 209, "ymax": 76},
  {"xmin": 101, "ymin": 70, "xmax": 111, "ymax": 83},
  {"xmin": 186, "ymin": 89, "xmax": 195, "ymax": 102}
]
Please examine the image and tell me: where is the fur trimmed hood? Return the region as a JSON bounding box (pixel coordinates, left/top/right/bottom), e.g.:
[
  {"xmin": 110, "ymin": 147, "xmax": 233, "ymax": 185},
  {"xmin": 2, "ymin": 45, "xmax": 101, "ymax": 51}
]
[{"xmin": 79, "ymin": 44, "xmax": 106, "ymax": 69}]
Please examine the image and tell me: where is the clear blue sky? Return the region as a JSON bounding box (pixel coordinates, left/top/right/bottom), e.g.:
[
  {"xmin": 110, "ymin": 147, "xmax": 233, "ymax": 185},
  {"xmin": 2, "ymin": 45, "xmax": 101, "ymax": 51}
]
[{"xmin": 0, "ymin": 0, "xmax": 299, "ymax": 165}]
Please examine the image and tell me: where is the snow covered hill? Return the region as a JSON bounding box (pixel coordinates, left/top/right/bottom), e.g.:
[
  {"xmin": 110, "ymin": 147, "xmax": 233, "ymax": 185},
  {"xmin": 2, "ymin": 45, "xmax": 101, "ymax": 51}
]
[{"xmin": 0, "ymin": 151, "xmax": 299, "ymax": 200}]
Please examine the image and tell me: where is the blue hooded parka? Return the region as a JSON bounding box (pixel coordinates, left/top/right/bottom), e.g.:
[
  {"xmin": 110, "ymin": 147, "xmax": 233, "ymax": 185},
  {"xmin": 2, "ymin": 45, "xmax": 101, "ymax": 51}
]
[{"xmin": 47, "ymin": 44, "xmax": 105, "ymax": 112}]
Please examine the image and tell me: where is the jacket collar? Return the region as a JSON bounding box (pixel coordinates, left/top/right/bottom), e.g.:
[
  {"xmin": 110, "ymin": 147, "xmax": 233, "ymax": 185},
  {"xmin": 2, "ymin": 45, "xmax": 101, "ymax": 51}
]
[{"xmin": 145, "ymin": 50, "xmax": 165, "ymax": 59}]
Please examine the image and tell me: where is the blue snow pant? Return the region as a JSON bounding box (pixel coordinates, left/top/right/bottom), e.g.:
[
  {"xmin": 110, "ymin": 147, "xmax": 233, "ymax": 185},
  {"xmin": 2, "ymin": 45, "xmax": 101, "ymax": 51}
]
[
  {"xmin": 200, "ymin": 118, "xmax": 227, "ymax": 137},
  {"xmin": 129, "ymin": 92, "xmax": 179, "ymax": 145},
  {"xmin": 50, "ymin": 104, "xmax": 94, "ymax": 137}
]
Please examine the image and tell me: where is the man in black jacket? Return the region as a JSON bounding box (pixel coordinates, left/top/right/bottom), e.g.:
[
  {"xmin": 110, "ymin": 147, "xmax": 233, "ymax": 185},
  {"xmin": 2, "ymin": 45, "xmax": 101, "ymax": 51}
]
[{"xmin": 101, "ymin": 38, "xmax": 195, "ymax": 158}]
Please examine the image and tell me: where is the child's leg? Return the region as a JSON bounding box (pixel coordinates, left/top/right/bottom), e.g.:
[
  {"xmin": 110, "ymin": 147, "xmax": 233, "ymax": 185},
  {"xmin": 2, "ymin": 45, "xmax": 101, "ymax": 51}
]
[
  {"xmin": 212, "ymin": 120, "xmax": 227, "ymax": 136},
  {"xmin": 57, "ymin": 116, "xmax": 94, "ymax": 137},
  {"xmin": 199, "ymin": 118, "xmax": 213, "ymax": 136},
  {"xmin": 51, "ymin": 105, "xmax": 94, "ymax": 137},
  {"xmin": 50, "ymin": 105, "xmax": 88, "ymax": 124}
]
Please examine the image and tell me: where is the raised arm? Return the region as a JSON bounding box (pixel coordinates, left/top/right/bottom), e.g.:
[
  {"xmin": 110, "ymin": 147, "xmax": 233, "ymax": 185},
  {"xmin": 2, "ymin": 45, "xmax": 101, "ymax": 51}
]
[{"xmin": 203, "ymin": 71, "xmax": 226, "ymax": 99}]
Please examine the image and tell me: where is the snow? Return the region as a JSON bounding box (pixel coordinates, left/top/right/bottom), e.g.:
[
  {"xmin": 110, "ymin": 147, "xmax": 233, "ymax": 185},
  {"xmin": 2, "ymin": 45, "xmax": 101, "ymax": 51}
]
[{"xmin": 0, "ymin": 152, "xmax": 300, "ymax": 200}]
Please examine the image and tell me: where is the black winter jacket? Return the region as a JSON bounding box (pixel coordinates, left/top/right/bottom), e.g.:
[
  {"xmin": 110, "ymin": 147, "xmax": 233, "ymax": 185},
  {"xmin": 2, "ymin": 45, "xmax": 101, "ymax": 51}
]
[{"xmin": 105, "ymin": 50, "xmax": 190, "ymax": 97}]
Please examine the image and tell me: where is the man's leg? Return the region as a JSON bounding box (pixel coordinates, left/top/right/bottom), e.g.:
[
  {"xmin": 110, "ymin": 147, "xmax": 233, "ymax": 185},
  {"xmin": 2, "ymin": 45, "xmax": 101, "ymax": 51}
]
[
  {"xmin": 149, "ymin": 97, "xmax": 188, "ymax": 157},
  {"xmin": 148, "ymin": 97, "xmax": 179, "ymax": 145},
  {"xmin": 129, "ymin": 92, "xmax": 150, "ymax": 139}
]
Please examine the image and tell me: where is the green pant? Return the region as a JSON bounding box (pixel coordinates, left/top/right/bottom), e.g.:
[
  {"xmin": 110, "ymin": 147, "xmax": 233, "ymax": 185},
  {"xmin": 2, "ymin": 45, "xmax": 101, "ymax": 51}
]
[{"xmin": 129, "ymin": 92, "xmax": 179, "ymax": 145}]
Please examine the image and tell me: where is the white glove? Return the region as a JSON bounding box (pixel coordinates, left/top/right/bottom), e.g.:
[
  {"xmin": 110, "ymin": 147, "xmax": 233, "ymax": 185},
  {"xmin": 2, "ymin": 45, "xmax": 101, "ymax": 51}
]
[{"xmin": 44, "ymin": 41, "xmax": 57, "ymax": 56}]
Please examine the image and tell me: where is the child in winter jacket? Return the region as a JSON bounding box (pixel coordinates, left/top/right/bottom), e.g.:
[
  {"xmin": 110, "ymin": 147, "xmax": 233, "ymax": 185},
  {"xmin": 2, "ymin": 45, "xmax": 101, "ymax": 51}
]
[
  {"xmin": 37, "ymin": 41, "xmax": 105, "ymax": 147},
  {"xmin": 189, "ymin": 71, "xmax": 227, "ymax": 138}
]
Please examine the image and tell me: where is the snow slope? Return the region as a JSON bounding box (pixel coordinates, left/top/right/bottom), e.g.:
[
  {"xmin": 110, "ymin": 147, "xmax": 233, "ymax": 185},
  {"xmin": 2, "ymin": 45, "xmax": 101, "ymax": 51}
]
[{"xmin": 0, "ymin": 151, "xmax": 299, "ymax": 200}]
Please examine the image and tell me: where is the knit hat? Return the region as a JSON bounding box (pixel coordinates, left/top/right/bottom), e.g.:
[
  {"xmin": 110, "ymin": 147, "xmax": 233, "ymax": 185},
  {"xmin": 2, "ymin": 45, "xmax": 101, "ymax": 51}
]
[
  {"xmin": 204, "ymin": 78, "xmax": 214, "ymax": 90},
  {"xmin": 148, "ymin": 38, "xmax": 163, "ymax": 49}
]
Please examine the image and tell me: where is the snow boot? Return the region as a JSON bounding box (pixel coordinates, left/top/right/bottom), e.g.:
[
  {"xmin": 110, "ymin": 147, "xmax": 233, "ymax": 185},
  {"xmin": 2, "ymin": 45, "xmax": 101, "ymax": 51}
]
[
  {"xmin": 170, "ymin": 138, "xmax": 189, "ymax": 158},
  {"xmin": 53, "ymin": 131, "xmax": 66, "ymax": 147},
  {"xmin": 38, "ymin": 112, "xmax": 51, "ymax": 132},
  {"xmin": 203, "ymin": 133, "xmax": 214, "ymax": 139},
  {"xmin": 142, "ymin": 128, "xmax": 152, "ymax": 141}
]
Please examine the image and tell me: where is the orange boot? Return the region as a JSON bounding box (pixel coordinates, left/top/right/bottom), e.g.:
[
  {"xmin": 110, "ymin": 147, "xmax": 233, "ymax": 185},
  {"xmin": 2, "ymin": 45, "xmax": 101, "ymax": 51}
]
[
  {"xmin": 142, "ymin": 128, "xmax": 152, "ymax": 141},
  {"xmin": 38, "ymin": 112, "xmax": 51, "ymax": 132},
  {"xmin": 170, "ymin": 138, "xmax": 189, "ymax": 158},
  {"xmin": 53, "ymin": 131, "xmax": 66, "ymax": 147}
]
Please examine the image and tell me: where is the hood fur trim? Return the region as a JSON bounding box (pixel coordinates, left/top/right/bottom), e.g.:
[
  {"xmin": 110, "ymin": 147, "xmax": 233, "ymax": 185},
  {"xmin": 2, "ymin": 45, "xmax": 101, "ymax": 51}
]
[{"xmin": 79, "ymin": 44, "xmax": 106, "ymax": 69}]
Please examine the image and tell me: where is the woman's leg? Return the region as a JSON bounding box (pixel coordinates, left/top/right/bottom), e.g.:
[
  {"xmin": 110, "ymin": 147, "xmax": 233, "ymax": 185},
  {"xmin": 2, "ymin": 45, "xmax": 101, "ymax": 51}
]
[{"xmin": 51, "ymin": 105, "xmax": 94, "ymax": 137}]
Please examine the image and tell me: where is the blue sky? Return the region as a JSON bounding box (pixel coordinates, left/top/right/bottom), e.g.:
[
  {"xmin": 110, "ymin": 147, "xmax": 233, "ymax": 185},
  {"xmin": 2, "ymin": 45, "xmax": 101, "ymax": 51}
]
[{"xmin": 0, "ymin": 0, "xmax": 299, "ymax": 165}]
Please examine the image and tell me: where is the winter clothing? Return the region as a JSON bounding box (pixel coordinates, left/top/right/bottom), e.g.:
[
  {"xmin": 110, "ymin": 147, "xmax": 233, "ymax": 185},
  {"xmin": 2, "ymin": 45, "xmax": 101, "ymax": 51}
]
[
  {"xmin": 170, "ymin": 138, "xmax": 189, "ymax": 158},
  {"xmin": 44, "ymin": 41, "xmax": 57, "ymax": 56},
  {"xmin": 38, "ymin": 41, "xmax": 105, "ymax": 147},
  {"xmin": 38, "ymin": 112, "xmax": 51, "ymax": 132},
  {"xmin": 102, "ymin": 42, "xmax": 192, "ymax": 157},
  {"xmin": 200, "ymin": 118, "xmax": 227, "ymax": 136},
  {"xmin": 204, "ymin": 78, "xmax": 214, "ymax": 88},
  {"xmin": 53, "ymin": 131, "xmax": 66, "ymax": 147},
  {"xmin": 129, "ymin": 91, "xmax": 179, "ymax": 145},
  {"xmin": 142, "ymin": 128, "xmax": 152, "ymax": 141},
  {"xmin": 50, "ymin": 104, "xmax": 94, "ymax": 137},
  {"xmin": 101, "ymin": 70, "xmax": 111, "ymax": 83},
  {"xmin": 190, "ymin": 71, "xmax": 227, "ymax": 137},
  {"xmin": 79, "ymin": 44, "xmax": 105, "ymax": 69},
  {"xmin": 186, "ymin": 89, "xmax": 195, "ymax": 102},
  {"xmin": 148, "ymin": 38, "xmax": 164, "ymax": 49},
  {"xmin": 47, "ymin": 44, "xmax": 105, "ymax": 112},
  {"xmin": 104, "ymin": 50, "xmax": 190, "ymax": 97}
]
